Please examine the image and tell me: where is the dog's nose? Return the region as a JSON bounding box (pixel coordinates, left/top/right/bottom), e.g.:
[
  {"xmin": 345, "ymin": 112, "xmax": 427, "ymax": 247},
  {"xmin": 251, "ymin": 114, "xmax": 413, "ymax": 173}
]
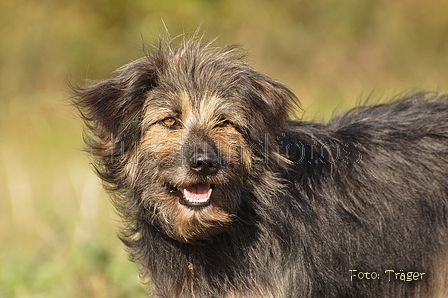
[{"xmin": 190, "ymin": 155, "xmax": 220, "ymax": 176}]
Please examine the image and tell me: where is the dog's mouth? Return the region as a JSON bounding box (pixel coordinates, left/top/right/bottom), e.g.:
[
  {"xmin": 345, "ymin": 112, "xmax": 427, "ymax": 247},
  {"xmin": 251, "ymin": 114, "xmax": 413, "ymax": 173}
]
[{"xmin": 175, "ymin": 183, "xmax": 214, "ymax": 208}]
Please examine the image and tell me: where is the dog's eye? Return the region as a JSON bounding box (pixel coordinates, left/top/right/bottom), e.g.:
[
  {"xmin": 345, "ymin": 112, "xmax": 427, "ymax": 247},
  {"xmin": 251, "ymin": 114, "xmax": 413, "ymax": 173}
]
[
  {"xmin": 216, "ymin": 117, "xmax": 230, "ymax": 128},
  {"xmin": 161, "ymin": 117, "xmax": 178, "ymax": 128}
]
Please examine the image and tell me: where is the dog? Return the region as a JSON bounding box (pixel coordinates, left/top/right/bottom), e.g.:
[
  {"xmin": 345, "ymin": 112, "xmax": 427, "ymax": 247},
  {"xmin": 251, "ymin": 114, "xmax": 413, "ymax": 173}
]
[{"xmin": 73, "ymin": 36, "xmax": 448, "ymax": 297}]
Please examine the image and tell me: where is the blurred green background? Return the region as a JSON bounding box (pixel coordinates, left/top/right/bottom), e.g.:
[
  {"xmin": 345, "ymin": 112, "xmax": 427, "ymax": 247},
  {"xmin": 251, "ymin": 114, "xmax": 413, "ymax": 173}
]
[{"xmin": 0, "ymin": 0, "xmax": 447, "ymax": 297}]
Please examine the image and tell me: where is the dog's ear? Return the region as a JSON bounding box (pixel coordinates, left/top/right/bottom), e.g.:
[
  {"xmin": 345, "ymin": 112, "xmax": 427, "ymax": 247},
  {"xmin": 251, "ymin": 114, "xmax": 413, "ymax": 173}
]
[
  {"xmin": 248, "ymin": 73, "xmax": 298, "ymax": 127},
  {"xmin": 243, "ymin": 74, "xmax": 300, "ymax": 167},
  {"xmin": 72, "ymin": 58, "xmax": 156, "ymax": 157}
]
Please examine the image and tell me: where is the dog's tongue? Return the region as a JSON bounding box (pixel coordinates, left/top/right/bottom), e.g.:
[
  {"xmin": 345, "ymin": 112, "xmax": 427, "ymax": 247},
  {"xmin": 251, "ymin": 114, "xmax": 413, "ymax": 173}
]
[{"xmin": 179, "ymin": 183, "xmax": 212, "ymax": 205}]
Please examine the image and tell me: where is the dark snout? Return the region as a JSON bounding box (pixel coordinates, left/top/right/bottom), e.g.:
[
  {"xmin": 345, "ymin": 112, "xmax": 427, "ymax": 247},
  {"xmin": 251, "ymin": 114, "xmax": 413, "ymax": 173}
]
[{"xmin": 186, "ymin": 142, "xmax": 221, "ymax": 177}]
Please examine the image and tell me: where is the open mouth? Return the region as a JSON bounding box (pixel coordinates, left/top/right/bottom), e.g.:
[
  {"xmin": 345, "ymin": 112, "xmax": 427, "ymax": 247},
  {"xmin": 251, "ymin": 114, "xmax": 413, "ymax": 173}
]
[{"xmin": 177, "ymin": 183, "xmax": 213, "ymax": 208}]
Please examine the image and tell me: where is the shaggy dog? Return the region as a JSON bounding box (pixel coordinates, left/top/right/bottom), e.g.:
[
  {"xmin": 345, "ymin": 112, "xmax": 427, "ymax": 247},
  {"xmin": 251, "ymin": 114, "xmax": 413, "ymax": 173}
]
[{"xmin": 73, "ymin": 37, "xmax": 448, "ymax": 297}]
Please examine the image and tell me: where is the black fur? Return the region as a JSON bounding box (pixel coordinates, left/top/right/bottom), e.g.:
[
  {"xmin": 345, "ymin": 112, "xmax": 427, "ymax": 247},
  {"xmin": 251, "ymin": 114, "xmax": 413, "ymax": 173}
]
[{"xmin": 73, "ymin": 37, "xmax": 448, "ymax": 297}]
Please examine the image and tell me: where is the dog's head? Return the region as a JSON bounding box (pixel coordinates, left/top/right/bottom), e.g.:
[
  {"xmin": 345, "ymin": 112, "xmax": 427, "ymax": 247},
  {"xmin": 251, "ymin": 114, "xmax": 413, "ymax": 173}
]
[{"xmin": 73, "ymin": 37, "xmax": 297, "ymax": 242}]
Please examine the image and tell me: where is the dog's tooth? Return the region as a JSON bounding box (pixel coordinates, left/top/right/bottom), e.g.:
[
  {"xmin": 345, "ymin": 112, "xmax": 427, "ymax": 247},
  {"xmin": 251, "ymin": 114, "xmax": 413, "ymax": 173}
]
[
  {"xmin": 207, "ymin": 188, "xmax": 212, "ymax": 199},
  {"xmin": 183, "ymin": 189, "xmax": 190, "ymax": 201}
]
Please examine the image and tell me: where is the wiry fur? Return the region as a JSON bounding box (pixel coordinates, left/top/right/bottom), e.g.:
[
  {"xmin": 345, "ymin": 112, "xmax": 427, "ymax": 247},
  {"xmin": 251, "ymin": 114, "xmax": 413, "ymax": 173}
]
[{"xmin": 73, "ymin": 36, "xmax": 448, "ymax": 297}]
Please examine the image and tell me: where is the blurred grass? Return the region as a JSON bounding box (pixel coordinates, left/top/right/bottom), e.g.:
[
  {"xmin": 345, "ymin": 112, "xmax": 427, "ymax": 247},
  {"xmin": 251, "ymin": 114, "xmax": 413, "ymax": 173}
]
[
  {"xmin": 0, "ymin": 94, "xmax": 146, "ymax": 297},
  {"xmin": 0, "ymin": 0, "xmax": 447, "ymax": 297}
]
